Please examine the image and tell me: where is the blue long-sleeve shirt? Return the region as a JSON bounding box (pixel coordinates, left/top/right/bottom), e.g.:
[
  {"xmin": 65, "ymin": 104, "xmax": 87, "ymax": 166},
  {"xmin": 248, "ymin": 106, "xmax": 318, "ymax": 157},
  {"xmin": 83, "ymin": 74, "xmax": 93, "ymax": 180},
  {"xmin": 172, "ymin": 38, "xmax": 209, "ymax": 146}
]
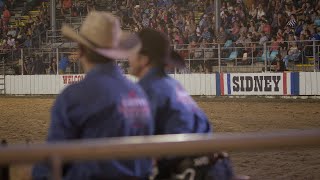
[
  {"xmin": 138, "ymin": 68, "xmax": 235, "ymax": 180},
  {"xmin": 32, "ymin": 62, "xmax": 153, "ymax": 180},
  {"xmin": 139, "ymin": 68, "xmax": 212, "ymax": 135}
]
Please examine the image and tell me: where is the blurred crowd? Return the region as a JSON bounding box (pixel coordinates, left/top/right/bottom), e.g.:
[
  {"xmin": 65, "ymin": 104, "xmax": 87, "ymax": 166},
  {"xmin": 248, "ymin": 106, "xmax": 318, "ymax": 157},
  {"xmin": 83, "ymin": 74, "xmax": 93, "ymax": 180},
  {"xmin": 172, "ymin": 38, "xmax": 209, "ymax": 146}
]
[
  {"xmin": 60, "ymin": 0, "xmax": 96, "ymax": 17},
  {"xmin": 2, "ymin": 0, "xmax": 320, "ymax": 75},
  {"xmin": 0, "ymin": 0, "xmax": 50, "ymax": 53},
  {"xmin": 115, "ymin": 0, "xmax": 320, "ymax": 44},
  {"xmin": 110, "ymin": 0, "xmax": 320, "ymax": 72}
]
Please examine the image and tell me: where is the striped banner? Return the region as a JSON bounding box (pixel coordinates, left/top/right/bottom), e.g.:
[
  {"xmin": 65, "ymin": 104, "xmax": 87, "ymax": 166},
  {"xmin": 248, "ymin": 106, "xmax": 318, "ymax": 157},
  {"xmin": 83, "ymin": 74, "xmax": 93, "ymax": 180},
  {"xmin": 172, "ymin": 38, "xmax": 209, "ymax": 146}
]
[{"xmin": 216, "ymin": 72, "xmax": 300, "ymax": 96}]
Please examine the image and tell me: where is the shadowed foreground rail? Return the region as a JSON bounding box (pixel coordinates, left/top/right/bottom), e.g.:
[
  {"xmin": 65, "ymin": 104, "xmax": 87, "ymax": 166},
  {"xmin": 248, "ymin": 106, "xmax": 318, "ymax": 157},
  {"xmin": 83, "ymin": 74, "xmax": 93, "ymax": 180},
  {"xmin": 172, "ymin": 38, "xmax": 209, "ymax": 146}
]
[
  {"xmin": 0, "ymin": 129, "xmax": 319, "ymax": 180},
  {"xmin": 0, "ymin": 129, "xmax": 320, "ymax": 165}
]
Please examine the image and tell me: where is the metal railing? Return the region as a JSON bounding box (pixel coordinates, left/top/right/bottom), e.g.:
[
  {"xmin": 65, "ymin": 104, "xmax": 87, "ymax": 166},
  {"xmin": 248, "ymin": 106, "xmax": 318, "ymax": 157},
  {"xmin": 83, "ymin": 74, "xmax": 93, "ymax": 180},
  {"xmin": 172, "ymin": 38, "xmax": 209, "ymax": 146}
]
[
  {"xmin": 0, "ymin": 129, "xmax": 319, "ymax": 180},
  {"xmin": 2, "ymin": 40, "xmax": 319, "ymax": 75}
]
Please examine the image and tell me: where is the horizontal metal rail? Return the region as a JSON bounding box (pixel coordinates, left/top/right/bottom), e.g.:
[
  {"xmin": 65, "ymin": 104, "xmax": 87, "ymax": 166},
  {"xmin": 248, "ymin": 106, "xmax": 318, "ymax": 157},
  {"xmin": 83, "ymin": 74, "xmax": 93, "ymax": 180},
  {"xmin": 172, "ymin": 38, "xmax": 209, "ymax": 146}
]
[{"xmin": 0, "ymin": 129, "xmax": 319, "ymax": 165}]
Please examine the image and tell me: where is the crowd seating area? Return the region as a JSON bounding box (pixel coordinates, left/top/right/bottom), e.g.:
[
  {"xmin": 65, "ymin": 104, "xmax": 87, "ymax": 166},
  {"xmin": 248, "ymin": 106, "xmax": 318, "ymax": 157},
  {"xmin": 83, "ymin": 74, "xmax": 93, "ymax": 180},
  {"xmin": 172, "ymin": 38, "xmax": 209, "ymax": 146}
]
[
  {"xmin": 0, "ymin": 0, "xmax": 51, "ymax": 52},
  {"xmin": 0, "ymin": 0, "xmax": 320, "ymax": 75}
]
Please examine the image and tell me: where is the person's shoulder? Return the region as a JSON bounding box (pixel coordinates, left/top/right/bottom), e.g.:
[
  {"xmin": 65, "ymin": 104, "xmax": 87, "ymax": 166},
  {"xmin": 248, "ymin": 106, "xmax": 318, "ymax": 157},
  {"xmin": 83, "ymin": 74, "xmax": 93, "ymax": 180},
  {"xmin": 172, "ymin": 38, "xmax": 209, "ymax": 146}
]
[
  {"xmin": 138, "ymin": 75, "xmax": 161, "ymax": 95},
  {"xmin": 58, "ymin": 82, "xmax": 82, "ymax": 101}
]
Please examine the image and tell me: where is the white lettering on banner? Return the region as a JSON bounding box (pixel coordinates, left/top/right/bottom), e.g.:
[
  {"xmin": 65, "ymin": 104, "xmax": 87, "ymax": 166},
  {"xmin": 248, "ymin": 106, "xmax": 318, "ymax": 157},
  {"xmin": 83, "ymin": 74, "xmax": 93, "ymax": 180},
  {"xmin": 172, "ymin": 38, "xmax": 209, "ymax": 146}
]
[
  {"xmin": 230, "ymin": 74, "xmax": 284, "ymax": 95},
  {"xmin": 62, "ymin": 75, "xmax": 85, "ymax": 85}
]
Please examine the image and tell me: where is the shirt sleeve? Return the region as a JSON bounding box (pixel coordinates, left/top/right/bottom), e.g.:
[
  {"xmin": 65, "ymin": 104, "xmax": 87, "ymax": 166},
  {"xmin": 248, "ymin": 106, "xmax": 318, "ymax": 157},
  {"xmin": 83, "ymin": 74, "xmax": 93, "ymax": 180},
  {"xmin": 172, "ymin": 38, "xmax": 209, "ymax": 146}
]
[
  {"xmin": 33, "ymin": 90, "xmax": 79, "ymax": 179},
  {"xmin": 47, "ymin": 91, "xmax": 79, "ymax": 141},
  {"xmin": 151, "ymin": 89, "xmax": 194, "ymax": 135}
]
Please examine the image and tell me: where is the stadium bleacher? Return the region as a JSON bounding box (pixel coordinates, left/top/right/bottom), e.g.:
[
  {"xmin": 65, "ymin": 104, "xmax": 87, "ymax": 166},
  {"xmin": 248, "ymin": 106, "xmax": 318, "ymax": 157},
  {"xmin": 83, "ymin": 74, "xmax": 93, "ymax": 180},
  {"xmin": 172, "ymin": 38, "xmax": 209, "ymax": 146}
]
[{"xmin": 0, "ymin": 0, "xmax": 319, "ymax": 75}]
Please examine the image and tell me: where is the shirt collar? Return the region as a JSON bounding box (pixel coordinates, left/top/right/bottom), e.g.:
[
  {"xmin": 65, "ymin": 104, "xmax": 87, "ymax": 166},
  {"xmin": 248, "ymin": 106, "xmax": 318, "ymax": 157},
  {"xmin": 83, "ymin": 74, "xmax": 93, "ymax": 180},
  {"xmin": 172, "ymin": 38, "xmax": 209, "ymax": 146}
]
[
  {"xmin": 86, "ymin": 61, "xmax": 123, "ymax": 78},
  {"xmin": 139, "ymin": 67, "xmax": 166, "ymax": 86}
]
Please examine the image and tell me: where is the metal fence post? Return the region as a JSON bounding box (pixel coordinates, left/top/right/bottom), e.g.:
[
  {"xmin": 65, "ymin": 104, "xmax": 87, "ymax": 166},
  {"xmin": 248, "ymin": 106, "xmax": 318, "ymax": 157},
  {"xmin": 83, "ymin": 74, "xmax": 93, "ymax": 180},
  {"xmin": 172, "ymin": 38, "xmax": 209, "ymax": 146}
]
[
  {"xmin": 39, "ymin": 33, "xmax": 41, "ymax": 48},
  {"xmin": 56, "ymin": 48, "xmax": 59, "ymax": 75},
  {"xmin": 50, "ymin": 155, "xmax": 62, "ymax": 180},
  {"xmin": 0, "ymin": 140, "xmax": 9, "ymax": 180},
  {"xmin": 316, "ymin": 45, "xmax": 320, "ymax": 72},
  {"xmin": 313, "ymin": 40, "xmax": 316, "ymax": 72},
  {"xmin": 46, "ymin": 31, "xmax": 48, "ymax": 44},
  {"xmin": 21, "ymin": 49, "xmax": 24, "ymax": 75},
  {"xmin": 251, "ymin": 47, "xmax": 254, "ymax": 73},
  {"xmin": 263, "ymin": 43, "xmax": 267, "ymax": 72},
  {"xmin": 218, "ymin": 43, "xmax": 221, "ymax": 73}
]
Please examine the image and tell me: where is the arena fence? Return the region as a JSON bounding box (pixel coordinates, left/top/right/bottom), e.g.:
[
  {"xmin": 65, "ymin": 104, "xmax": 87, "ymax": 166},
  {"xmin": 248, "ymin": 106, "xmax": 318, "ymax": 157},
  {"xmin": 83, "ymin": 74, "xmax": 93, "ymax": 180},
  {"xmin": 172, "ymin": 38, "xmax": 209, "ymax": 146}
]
[
  {"xmin": 0, "ymin": 129, "xmax": 319, "ymax": 180},
  {"xmin": 1, "ymin": 40, "xmax": 319, "ymax": 75},
  {"xmin": 3, "ymin": 72, "xmax": 320, "ymax": 96}
]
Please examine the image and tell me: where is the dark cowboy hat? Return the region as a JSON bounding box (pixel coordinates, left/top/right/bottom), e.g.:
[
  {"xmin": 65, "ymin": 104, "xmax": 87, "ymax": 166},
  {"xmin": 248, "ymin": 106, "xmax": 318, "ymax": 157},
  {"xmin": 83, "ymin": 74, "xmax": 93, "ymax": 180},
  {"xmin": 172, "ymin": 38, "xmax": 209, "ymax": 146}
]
[{"xmin": 138, "ymin": 28, "xmax": 186, "ymax": 68}]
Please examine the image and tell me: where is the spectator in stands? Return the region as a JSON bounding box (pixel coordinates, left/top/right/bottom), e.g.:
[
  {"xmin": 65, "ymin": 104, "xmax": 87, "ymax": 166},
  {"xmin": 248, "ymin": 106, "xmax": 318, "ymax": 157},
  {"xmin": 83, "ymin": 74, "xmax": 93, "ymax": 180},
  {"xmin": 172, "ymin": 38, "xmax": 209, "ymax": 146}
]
[
  {"xmin": 71, "ymin": 1, "xmax": 78, "ymax": 16},
  {"xmin": 21, "ymin": 2, "xmax": 28, "ymax": 15},
  {"xmin": 86, "ymin": 0, "xmax": 95, "ymax": 13},
  {"xmin": 295, "ymin": 19, "xmax": 305, "ymax": 36},
  {"xmin": 270, "ymin": 36, "xmax": 280, "ymax": 51},
  {"xmin": 239, "ymin": 22, "xmax": 247, "ymax": 35},
  {"xmin": 141, "ymin": 14, "xmax": 150, "ymax": 28},
  {"xmin": 199, "ymin": 14, "xmax": 209, "ymax": 30},
  {"xmin": 275, "ymin": 54, "xmax": 286, "ymax": 72},
  {"xmin": 2, "ymin": 6, "xmax": 10, "ymax": 24},
  {"xmin": 24, "ymin": 35, "xmax": 32, "ymax": 48},
  {"xmin": 310, "ymin": 28, "xmax": 320, "ymax": 40},
  {"xmin": 33, "ymin": 55, "xmax": 45, "ymax": 74},
  {"xmin": 235, "ymin": 33, "xmax": 246, "ymax": 46},
  {"xmin": 6, "ymin": 26, "xmax": 16, "ymax": 37},
  {"xmin": 256, "ymin": 4, "xmax": 265, "ymax": 21},
  {"xmin": 248, "ymin": 20, "xmax": 256, "ymax": 33},
  {"xmin": 262, "ymin": 20, "xmax": 271, "ymax": 35},
  {"xmin": 259, "ymin": 32, "xmax": 268, "ymax": 45},
  {"xmin": 0, "ymin": 0, "xmax": 4, "ymax": 13},
  {"xmin": 61, "ymin": 0, "xmax": 72, "ymax": 16},
  {"xmin": 6, "ymin": 35, "xmax": 15, "ymax": 48},
  {"xmin": 231, "ymin": 21, "xmax": 240, "ymax": 40},
  {"xmin": 58, "ymin": 54, "xmax": 69, "ymax": 74},
  {"xmin": 23, "ymin": 56, "xmax": 34, "ymax": 75},
  {"xmin": 217, "ymin": 27, "xmax": 227, "ymax": 43},
  {"xmin": 248, "ymin": 3, "xmax": 257, "ymax": 20},
  {"xmin": 245, "ymin": 32, "xmax": 252, "ymax": 43},
  {"xmin": 49, "ymin": 57, "xmax": 57, "ymax": 74},
  {"xmin": 201, "ymin": 27, "xmax": 212, "ymax": 41},
  {"xmin": 287, "ymin": 14, "xmax": 297, "ymax": 28}
]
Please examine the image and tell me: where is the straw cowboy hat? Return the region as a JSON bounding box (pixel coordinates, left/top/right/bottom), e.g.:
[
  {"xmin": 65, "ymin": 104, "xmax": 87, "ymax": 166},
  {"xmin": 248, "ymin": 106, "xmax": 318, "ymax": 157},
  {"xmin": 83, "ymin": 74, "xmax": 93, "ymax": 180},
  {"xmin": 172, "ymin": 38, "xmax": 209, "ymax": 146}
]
[{"xmin": 61, "ymin": 11, "xmax": 141, "ymax": 60}]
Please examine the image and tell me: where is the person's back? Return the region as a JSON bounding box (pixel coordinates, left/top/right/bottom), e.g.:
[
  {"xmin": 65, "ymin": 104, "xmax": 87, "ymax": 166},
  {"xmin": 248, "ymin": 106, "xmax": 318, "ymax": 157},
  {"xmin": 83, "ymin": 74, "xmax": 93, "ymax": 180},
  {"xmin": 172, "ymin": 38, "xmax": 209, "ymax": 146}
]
[
  {"xmin": 139, "ymin": 69, "xmax": 211, "ymax": 135},
  {"xmin": 45, "ymin": 62, "xmax": 153, "ymax": 179},
  {"xmin": 129, "ymin": 29, "xmax": 234, "ymax": 180},
  {"xmin": 33, "ymin": 12, "xmax": 153, "ymax": 180}
]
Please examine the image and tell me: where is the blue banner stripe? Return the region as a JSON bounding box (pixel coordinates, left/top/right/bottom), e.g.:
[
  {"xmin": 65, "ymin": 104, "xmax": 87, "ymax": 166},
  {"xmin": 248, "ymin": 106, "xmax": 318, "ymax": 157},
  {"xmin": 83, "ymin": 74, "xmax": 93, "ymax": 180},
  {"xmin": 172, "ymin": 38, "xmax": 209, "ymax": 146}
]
[
  {"xmin": 290, "ymin": 73, "xmax": 293, "ymax": 95},
  {"xmin": 291, "ymin": 72, "xmax": 300, "ymax": 95},
  {"xmin": 216, "ymin": 73, "xmax": 220, "ymax": 96},
  {"xmin": 294, "ymin": 72, "xmax": 300, "ymax": 95},
  {"xmin": 227, "ymin": 74, "xmax": 231, "ymax": 95}
]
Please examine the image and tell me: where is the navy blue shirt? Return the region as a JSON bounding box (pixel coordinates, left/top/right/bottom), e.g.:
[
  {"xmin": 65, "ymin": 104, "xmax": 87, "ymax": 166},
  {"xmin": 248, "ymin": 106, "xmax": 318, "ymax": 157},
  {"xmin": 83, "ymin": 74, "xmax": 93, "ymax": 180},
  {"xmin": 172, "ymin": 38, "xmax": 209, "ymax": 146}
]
[
  {"xmin": 139, "ymin": 68, "xmax": 212, "ymax": 135},
  {"xmin": 138, "ymin": 68, "xmax": 233, "ymax": 179},
  {"xmin": 33, "ymin": 62, "xmax": 153, "ymax": 180}
]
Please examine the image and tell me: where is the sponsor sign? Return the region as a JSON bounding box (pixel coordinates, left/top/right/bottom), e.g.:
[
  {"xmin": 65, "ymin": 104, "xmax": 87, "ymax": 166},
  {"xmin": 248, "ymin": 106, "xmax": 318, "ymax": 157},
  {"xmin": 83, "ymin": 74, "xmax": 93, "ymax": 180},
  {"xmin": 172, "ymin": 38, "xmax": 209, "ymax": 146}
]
[
  {"xmin": 62, "ymin": 75, "xmax": 85, "ymax": 85},
  {"xmin": 218, "ymin": 73, "xmax": 288, "ymax": 95}
]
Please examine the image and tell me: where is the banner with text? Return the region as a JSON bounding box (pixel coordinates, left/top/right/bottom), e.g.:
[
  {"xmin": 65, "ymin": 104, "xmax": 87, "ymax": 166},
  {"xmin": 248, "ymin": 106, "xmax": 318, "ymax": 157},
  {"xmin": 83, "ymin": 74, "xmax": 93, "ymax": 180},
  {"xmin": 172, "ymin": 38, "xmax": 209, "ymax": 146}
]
[{"xmin": 217, "ymin": 72, "xmax": 300, "ymax": 96}]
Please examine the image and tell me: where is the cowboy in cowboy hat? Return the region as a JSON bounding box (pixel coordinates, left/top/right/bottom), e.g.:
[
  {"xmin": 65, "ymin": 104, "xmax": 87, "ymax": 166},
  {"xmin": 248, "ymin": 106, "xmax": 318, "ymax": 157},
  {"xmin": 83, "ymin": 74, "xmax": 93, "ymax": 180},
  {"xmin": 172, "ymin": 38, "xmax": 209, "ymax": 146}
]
[
  {"xmin": 128, "ymin": 28, "xmax": 237, "ymax": 180},
  {"xmin": 32, "ymin": 11, "xmax": 154, "ymax": 180}
]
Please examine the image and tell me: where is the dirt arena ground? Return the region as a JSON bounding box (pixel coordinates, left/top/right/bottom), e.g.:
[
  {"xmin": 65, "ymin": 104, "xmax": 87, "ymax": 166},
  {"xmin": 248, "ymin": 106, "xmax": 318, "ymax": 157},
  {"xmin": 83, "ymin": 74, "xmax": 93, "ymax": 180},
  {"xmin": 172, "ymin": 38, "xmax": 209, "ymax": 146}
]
[{"xmin": 0, "ymin": 96, "xmax": 319, "ymax": 180}]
